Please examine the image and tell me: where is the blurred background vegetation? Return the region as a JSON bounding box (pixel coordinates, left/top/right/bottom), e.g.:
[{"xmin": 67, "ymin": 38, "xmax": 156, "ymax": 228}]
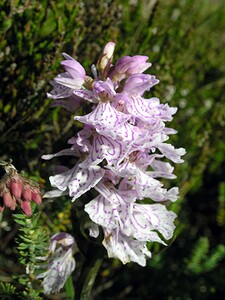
[{"xmin": 0, "ymin": 0, "xmax": 225, "ymax": 299}]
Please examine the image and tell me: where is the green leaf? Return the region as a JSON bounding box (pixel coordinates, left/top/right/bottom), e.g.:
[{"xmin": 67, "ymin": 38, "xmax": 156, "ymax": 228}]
[
  {"xmin": 14, "ymin": 219, "xmax": 26, "ymax": 226},
  {"xmin": 65, "ymin": 275, "xmax": 75, "ymax": 300},
  {"xmin": 13, "ymin": 214, "xmax": 26, "ymax": 219}
]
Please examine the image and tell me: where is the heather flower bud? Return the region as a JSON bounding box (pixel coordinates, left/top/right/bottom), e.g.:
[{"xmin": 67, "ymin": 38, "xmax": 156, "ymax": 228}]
[
  {"xmin": 10, "ymin": 175, "xmax": 22, "ymax": 199},
  {"xmin": 21, "ymin": 184, "xmax": 32, "ymax": 201},
  {"xmin": 2, "ymin": 190, "xmax": 14, "ymax": 208},
  {"xmin": 31, "ymin": 189, "xmax": 42, "ymax": 205},
  {"xmin": 10, "ymin": 195, "xmax": 16, "ymax": 210},
  {"xmin": 20, "ymin": 200, "xmax": 32, "ymax": 216}
]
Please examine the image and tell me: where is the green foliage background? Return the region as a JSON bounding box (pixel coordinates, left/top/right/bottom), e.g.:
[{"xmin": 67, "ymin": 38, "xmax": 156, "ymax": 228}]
[{"xmin": 0, "ymin": 0, "xmax": 225, "ymax": 299}]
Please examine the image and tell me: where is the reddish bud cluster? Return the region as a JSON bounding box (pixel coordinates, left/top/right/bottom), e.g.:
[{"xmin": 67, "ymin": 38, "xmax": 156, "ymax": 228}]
[{"xmin": 0, "ymin": 162, "xmax": 42, "ymax": 216}]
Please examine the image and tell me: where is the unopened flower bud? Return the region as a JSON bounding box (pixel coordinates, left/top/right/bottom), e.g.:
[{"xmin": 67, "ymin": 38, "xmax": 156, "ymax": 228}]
[
  {"xmin": 3, "ymin": 190, "xmax": 14, "ymax": 208},
  {"xmin": 31, "ymin": 188, "xmax": 42, "ymax": 205},
  {"xmin": 21, "ymin": 184, "xmax": 32, "ymax": 201},
  {"xmin": 2, "ymin": 190, "xmax": 16, "ymax": 210},
  {"xmin": 10, "ymin": 195, "xmax": 16, "ymax": 210},
  {"xmin": 97, "ymin": 42, "xmax": 115, "ymax": 78},
  {"xmin": 20, "ymin": 200, "xmax": 32, "ymax": 216},
  {"xmin": 10, "ymin": 175, "xmax": 22, "ymax": 199}
]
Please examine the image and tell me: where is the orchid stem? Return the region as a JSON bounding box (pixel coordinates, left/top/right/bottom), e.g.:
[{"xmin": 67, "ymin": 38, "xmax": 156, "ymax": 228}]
[{"xmin": 76, "ymin": 245, "xmax": 104, "ymax": 300}]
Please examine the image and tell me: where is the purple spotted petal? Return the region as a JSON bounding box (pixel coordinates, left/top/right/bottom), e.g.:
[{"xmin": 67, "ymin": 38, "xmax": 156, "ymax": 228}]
[
  {"xmin": 125, "ymin": 95, "xmax": 177, "ymax": 123},
  {"xmin": 68, "ymin": 127, "xmax": 93, "ymax": 154},
  {"xmin": 75, "ymin": 102, "xmax": 131, "ymax": 129},
  {"xmin": 130, "ymin": 171, "xmax": 172, "ymax": 202},
  {"xmin": 49, "ymin": 164, "xmax": 104, "ymax": 202},
  {"xmin": 85, "ymin": 195, "xmax": 121, "ymax": 229},
  {"xmin": 125, "ymin": 203, "xmax": 176, "ymax": 242},
  {"xmin": 165, "ymin": 187, "xmax": 179, "ymax": 202},
  {"xmin": 49, "ymin": 164, "xmax": 80, "ymax": 192},
  {"xmin": 37, "ymin": 248, "xmax": 75, "ymax": 294},
  {"xmin": 68, "ymin": 165, "xmax": 105, "ymax": 201},
  {"xmin": 126, "ymin": 95, "xmax": 159, "ymax": 121},
  {"xmin": 85, "ymin": 187, "xmax": 136, "ymax": 229},
  {"xmin": 158, "ymin": 143, "xmax": 186, "ymax": 163},
  {"xmin": 102, "ymin": 228, "xmax": 151, "ymax": 266},
  {"xmin": 36, "ymin": 233, "xmax": 77, "ymax": 295},
  {"xmin": 122, "ymin": 167, "xmax": 177, "ymax": 202},
  {"xmin": 115, "ymin": 122, "xmax": 148, "ymax": 143},
  {"xmin": 47, "ymin": 78, "xmax": 73, "ymax": 99},
  {"xmin": 79, "ymin": 134, "xmax": 129, "ymax": 168},
  {"xmin": 149, "ymin": 160, "xmax": 176, "ymax": 179},
  {"xmin": 73, "ymin": 89, "xmax": 98, "ymax": 103},
  {"xmin": 93, "ymin": 78, "xmax": 116, "ymax": 99}
]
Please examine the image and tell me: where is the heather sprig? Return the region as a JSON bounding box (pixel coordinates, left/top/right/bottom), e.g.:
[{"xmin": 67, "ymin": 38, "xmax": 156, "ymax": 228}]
[{"xmin": 14, "ymin": 209, "xmax": 49, "ymax": 299}]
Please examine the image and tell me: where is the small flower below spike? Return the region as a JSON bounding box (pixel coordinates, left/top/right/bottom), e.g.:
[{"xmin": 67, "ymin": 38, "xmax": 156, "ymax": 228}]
[{"xmin": 36, "ymin": 233, "xmax": 78, "ymax": 294}]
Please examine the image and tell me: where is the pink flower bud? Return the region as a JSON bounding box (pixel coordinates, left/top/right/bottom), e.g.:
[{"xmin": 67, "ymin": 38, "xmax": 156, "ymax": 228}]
[
  {"xmin": 102, "ymin": 42, "xmax": 115, "ymax": 60},
  {"xmin": 10, "ymin": 196, "xmax": 16, "ymax": 210},
  {"xmin": 3, "ymin": 190, "xmax": 14, "ymax": 208},
  {"xmin": 10, "ymin": 175, "xmax": 22, "ymax": 199},
  {"xmin": 21, "ymin": 184, "xmax": 32, "ymax": 201},
  {"xmin": 0, "ymin": 205, "xmax": 5, "ymax": 212},
  {"xmin": 31, "ymin": 189, "xmax": 42, "ymax": 205},
  {"xmin": 97, "ymin": 42, "xmax": 115, "ymax": 77},
  {"xmin": 20, "ymin": 200, "xmax": 32, "ymax": 216}
]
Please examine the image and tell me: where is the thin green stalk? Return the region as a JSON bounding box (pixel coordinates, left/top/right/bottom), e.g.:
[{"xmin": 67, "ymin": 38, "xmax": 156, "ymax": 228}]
[{"xmin": 76, "ymin": 245, "xmax": 104, "ymax": 300}]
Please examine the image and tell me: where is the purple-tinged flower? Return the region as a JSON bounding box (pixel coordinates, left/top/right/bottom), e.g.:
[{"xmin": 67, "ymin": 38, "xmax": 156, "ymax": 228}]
[
  {"xmin": 123, "ymin": 74, "xmax": 159, "ymax": 95},
  {"xmin": 44, "ymin": 41, "xmax": 186, "ymax": 268},
  {"xmin": 36, "ymin": 233, "xmax": 78, "ymax": 294},
  {"xmin": 102, "ymin": 228, "xmax": 152, "ymax": 266},
  {"xmin": 42, "ymin": 161, "xmax": 105, "ymax": 202},
  {"xmin": 47, "ymin": 76, "xmax": 74, "ymax": 99},
  {"xmin": 60, "ymin": 54, "xmax": 86, "ymax": 79},
  {"xmin": 47, "ymin": 53, "xmax": 90, "ymax": 101},
  {"xmin": 54, "ymin": 54, "xmax": 86, "ymax": 89},
  {"xmin": 85, "ymin": 182, "xmax": 176, "ymax": 265},
  {"xmin": 109, "ymin": 55, "xmax": 152, "ymax": 82},
  {"xmin": 50, "ymin": 94, "xmax": 85, "ymax": 112},
  {"xmin": 75, "ymin": 102, "xmax": 131, "ymax": 133}
]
